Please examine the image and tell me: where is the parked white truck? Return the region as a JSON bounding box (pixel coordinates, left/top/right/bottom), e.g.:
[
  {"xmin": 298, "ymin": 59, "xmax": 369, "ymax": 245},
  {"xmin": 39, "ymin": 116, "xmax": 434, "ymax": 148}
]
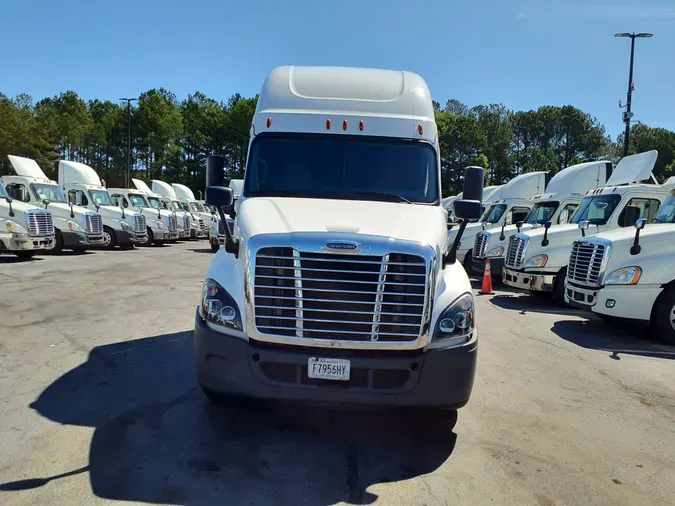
[
  {"xmin": 171, "ymin": 183, "xmax": 211, "ymax": 236},
  {"xmin": 195, "ymin": 65, "xmax": 484, "ymax": 415},
  {"xmin": 58, "ymin": 160, "xmax": 147, "ymax": 249},
  {"xmin": 470, "ymin": 160, "xmax": 612, "ymax": 279},
  {"xmin": 502, "ymin": 151, "xmax": 670, "ymax": 302},
  {"xmin": 208, "ymin": 214, "xmax": 234, "ymax": 251},
  {"xmin": 564, "ymin": 185, "xmax": 675, "ymax": 344},
  {"xmin": 448, "ymin": 171, "xmax": 548, "ymax": 273},
  {"xmin": 2, "ymin": 155, "xmax": 104, "ymax": 253},
  {"xmin": 150, "ymin": 180, "xmax": 195, "ymax": 239},
  {"xmin": 130, "ymin": 178, "xmax": 180, "ymax": 243},
  {"xmin": 0, "ymin": 181, "xmax": 55, "ymax": 257},
  {"xmin": 107, "ymin": 187, "xmax": 177, "ymax": 245}
]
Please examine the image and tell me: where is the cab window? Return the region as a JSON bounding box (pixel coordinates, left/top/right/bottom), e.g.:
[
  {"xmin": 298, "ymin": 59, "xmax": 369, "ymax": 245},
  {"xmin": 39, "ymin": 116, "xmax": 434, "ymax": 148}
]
[
  {"xmin": 506, "ymin": 206, "xmax": 530, "ymax": 225},
  {"xmin": 618, "ymin": 197, "xmax": 661, "ymax": 227},
  {"xmin": 68, "ymin": 189, "xmax": 89, "ymax": 206},
  {"xmin": 557, "ymin": 203, "xmax": 579, "ymax": 225},
  {"xmin": 5, "ymin": 183, "xmax": 31, "ymax": 203},
  {"xmin": 110, "ymin": 194, "xmax": 129, "ymax": 208}
]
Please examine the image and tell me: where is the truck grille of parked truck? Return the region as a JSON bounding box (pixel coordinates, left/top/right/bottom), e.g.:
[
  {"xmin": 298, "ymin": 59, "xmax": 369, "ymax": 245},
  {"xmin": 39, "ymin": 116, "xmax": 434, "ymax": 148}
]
[
  {"xmin": 504, "ymin": 235, "xmax": 528, "ymax": 269},
  {"xmin": 564, "ymin": 239, "xmax": 610, "ymax": 306},
  {"xmin": 83, "ymin": 213, "xmax": 103, "ymax": 235},
  {"xmin": 253, "ymin": 245, "xmax": 429, "ymax": 344},
  {"xmin": 25, "ymin": 209, "xmax": 55, "ymax": 237},
  {"xmin": 132, "ymin": 215, "xmax": 146, "ymax": 234}
]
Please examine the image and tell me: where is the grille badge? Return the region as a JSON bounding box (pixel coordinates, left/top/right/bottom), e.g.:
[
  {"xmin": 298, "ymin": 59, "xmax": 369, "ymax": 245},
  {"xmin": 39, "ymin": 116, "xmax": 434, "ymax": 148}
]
[{"xmin": 324, "ymin": 241, "xmax": 360, "ymax": 252}]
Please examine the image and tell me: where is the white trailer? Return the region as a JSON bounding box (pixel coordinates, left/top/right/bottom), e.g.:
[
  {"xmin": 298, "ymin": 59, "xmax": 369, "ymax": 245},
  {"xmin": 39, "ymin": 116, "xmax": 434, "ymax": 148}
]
[
  {"xmin": 2, "ymin": 155, "xmax": 103, "ymax": 253},
  {"xmin": 0, "ymin": 181, "xmax": 55, "ymax": 257},
  {"xmin": 58, "ymin": 161, "xmax": 147, "ymax": 249},
  {"xmin": 502, "ymin": 151, "xmax": 670, "ymax": 302}
]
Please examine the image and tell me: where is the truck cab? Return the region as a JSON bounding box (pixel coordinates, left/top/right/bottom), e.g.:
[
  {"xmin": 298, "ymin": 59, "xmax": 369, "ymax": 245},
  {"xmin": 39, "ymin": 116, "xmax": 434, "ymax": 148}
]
[
  {"xmin": 502, "ymin": 151, "xmax": 669, "ymax": 302},
  {"xmin": 0, "ymin": 181, "xmax": 55, "ymax": 257},
  {"xmin": 2, "ymin": 155, "xmax": 103, "ymax": 253},
  {"xmin": 150, "ymin": 180, "xmax": 193, "ymax": 239},
  {"xmin": 564, "ymin": 185, "xmax": 675, "ymax": 344},
  {"xmin": 171, "ymin": 183, "xmax": 211, "ymax": 237},
  {"xmin": 107, "ymin": 188, "xmax": 177, "ymax": 245},
  {"xmin": 58, "ymin": 160, "xmax": 147, "ymax": 249},
  {"xmin": 448, "ymin": 171, "xmax": 548, "ymax": 273},
  {"xmin": 130, "ymin": 178, "xmax": 180, "ymax": 242},
  {"xmin": 195, "ymin": 65, "xmax": 484, "ymax": 415},
  {"xmin": 471, "ymin": 160, "xmax": 612, "ymax": 279}
]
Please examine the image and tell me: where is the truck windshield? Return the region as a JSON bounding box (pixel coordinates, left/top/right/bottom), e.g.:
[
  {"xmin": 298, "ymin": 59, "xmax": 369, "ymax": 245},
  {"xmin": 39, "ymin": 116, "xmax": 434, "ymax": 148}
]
[
  {"xmin": 652, "ymin": 191, "xmax": 675, "ymax": 223},
  {"xmin": 244, "ymin": 133, "xmax": 439, "ymax": 204},
  {"xmin": 484, "ymin": 204, "xmax": 507, "ymax": 224},
  {"xmin": 31, "ymin": 184, "xmax": 67, "ymax": 203},
  {"xmin": 0, "ymin": 184, "xmax": 7, "ymax": 199},
  {"xmin": 128, "ymin": 194, "xmax": 148, "ymax": 207},
  {"xmin": 190, "ymin": 202, "xmax": 203, "ymax": 212},
  {"xmin": 147, "ymin": 197, "xmax": 162, "ymax": 209},
  {"xmin": 171, "ymin": 201, "xmax": 183, "ymax": 212},
  {"xmin": 525, "ymin": 201, "xmax": 559, "ymax": 225},
  {"xmin": 89, "ymin": 190, "xmax": 113, "ymax": 206},
  {"xmin": 571, "ymin": 195, "xmax": 621, "ymax": 225}
]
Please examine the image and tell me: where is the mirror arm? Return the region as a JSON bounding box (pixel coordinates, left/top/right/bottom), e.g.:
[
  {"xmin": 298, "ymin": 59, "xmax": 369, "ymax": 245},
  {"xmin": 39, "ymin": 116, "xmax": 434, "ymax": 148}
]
[
  {"xmin": 445, "ymin": 219, "xmax": 468, "ymax": 267},
  {"xmin": 499, "ymin": 222, "xmax": 506, "ymax": 241},
  {"xmin": 542, "ymin": 221, "xmax": 552, "ymax": 247},
  {"xmin": 216, "ymin": 207, "xmax": 239, "ymax": 257},
  {"xmin": 630, "ymin": 224, "xmax": 646, "ymax": 255},
  {"xmin": 69, "ymin": 202, "xmax": 74, "ymax": 218},
  {"xmin": 7, "ymin": 199, "xmax": 14, "ymax": 217}
]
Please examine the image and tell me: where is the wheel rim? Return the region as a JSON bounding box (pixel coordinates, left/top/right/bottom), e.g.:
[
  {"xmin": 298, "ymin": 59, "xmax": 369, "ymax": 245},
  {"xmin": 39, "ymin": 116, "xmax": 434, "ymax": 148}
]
[
  {"xmin": 670, "ymin": 305, "xmax": 675, "ymax": 331},
  {"xmin": 103, "ymin": 231, "xmax": 111, "ymax": 247}
]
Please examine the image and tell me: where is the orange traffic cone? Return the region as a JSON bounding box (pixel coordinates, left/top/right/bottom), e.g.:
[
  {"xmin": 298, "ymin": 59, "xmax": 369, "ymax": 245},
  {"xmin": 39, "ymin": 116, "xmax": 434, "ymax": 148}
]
[{"xmin": 479, "ymin": 259, "xmax": 494, "ymax": 295}]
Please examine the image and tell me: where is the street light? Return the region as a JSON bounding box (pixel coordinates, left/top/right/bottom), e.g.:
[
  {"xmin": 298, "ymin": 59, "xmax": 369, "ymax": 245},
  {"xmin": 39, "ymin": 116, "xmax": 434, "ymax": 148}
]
[
  {"xmin": 614, "ymin": 32, "xmax": 653, "ymax": 157},
  {"xmin": 119, "ymin": 97, "xmax": 138, "ymax": 188}
]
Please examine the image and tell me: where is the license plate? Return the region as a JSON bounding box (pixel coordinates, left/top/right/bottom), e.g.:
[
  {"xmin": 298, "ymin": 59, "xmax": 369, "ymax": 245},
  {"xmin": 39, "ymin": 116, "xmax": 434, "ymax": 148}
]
[{"xmin": 307, "ymin": 357, "xmax": 350, "ymax": 381}]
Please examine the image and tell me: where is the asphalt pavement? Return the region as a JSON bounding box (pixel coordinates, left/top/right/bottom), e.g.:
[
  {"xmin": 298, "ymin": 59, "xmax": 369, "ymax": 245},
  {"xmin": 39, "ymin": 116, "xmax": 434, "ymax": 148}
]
[{"xmin": 0, "ymin": 242, "xmax": 673, "ymax": 506}]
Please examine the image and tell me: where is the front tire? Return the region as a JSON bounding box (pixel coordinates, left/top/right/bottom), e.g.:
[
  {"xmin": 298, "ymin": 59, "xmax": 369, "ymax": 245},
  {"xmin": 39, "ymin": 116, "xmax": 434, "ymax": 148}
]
[
  {"xmin": 654, "ymin": 286, "xmax": 675, "ymax": 345},
  {"xmin": 211, "ymin": 241, "xmax": 219, "ymax": 252},
  {"xmin": 140, "ymin": 227, "xmax": 153, "ymax": 247},
  {"xmin": 102, "ymin": 226, "xmax": 117, "ymax": 250},
  {"xmin": 553, "ymin": 268, "xmax": 567, "ymax": 306},
  {"xmin": 463, "ymin": 249, "xmax": 473, "ymax": 276},
  {"xmin": 52, "ymin": 229, "xmax": 64, "ymax": 255},
  {"xmin": 15, "ymin": 250, "xmax": 37, "ymax": 259}
]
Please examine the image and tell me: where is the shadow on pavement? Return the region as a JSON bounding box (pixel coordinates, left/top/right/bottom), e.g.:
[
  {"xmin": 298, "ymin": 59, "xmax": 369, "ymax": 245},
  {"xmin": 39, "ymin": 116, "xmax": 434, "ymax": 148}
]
[
  {"xmin": 551, "ymin": 319, "xmax": 675, "ymax": 361},
  {"xmin": 0, "ymin": 255, "xmax": 44, "ymax": 264},
  {"xmin": 20, "ymin": 331, "xmax": 458, "ymax": 505},
  {"xmin": 188, "ymin": 248, "xmax": 216, "ymax": 254},
  {"xmin": 488, "ymin": 293, "xmax": 585, "ymax": 316}
]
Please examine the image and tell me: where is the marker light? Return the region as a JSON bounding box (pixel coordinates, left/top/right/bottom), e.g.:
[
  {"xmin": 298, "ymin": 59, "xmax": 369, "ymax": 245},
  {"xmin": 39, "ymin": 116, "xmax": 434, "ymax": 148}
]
[
  {"xmin": 359, "ymin": 120, "xmax": 364, "ymax": 131},
  {"xmin": 326, "ymin": 119, "xmax": 332, "ymax": 130},
  {"xmin": 418, "ymin": 124, "xmax": 424, "ymax": 135},
  {"xmin": 266, "ymin": 117, "xmax": 272, "ymax": 128},
  {"xmin": 343, "ymin": 119, "xmax": 348, "ymax": 131}
]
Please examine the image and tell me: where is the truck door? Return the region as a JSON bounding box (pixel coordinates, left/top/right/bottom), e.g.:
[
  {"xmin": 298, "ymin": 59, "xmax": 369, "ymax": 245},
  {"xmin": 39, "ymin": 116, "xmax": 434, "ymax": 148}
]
[
  {"xmin": 4, "ymin": 183, "xmax": 31, "ymax": 203},
  {"xmin": 617, "ymin": 197, "xmax": 662, "ymax": 227}
]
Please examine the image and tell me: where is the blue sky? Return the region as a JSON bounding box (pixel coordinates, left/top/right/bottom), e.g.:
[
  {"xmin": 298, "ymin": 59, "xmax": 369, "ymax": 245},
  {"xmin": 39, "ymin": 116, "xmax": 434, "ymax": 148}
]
[{"xmin": 2, "ymin": 0, "xmax": 673, "ymax": 138}]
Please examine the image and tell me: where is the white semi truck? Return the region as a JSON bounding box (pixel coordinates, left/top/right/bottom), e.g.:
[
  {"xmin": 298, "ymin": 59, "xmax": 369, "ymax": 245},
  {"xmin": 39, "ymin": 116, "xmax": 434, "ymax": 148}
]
[
  {"xmin": 150, "ymin": 180, "xmax": 195, "ymax": 239},
  {"xmin": 196, "ymin": 65, "xmax": 484, "ymax": 415},
  {"xmin": 502, "ymin": 151, "xmax": 671, "ymax": 303},
  {"xmin": 564, "ymin": 186, "xmax": 675, "ymax": 344},
  {"xmin": 0, "ymin": 181, "xmax": 55, "ymax": 257},
  {"xmin": 208, "ymin": 214, "xmax": 234, "ymax": 251},
  {"xmin": 470, "ymin": 160, "xmax": 612, "ymax": 279},
  {"xmin": 58, "ymin": 160, "xmax": 147, "ymax": 249},
  {"xmin": 130, "ymin": 178, "xmax": 180, "ymax": 243},
  {"xmin": 171, "ymin": 183, "xmax": 212, "ymax": 236},
  {"xmin": 107, "ymin": 187, "xmax": 177, "ymax": 245},
  {"xmin": 2, "ymin": 155, "xmax": 104, "ymax": 253},
  {"xmin": 448, "ymin": 171, "xmax": 548, "ymax": 273}
]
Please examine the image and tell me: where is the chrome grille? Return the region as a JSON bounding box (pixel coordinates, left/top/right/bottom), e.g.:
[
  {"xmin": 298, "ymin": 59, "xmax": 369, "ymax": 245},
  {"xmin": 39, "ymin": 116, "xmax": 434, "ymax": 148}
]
[
  {"xmin": 133, "ymin": 214, "xmax": 146, "ymax": 233},
  {"xmin": 83, "ymin": 212, "xmax": 103, "ymax": 235},
  {"xmin": 473, "ymin": 232, "xmax": 488, "ymax": 259},
  {"xmin": 568, "ymin": 241, "xmax": 606, "ymax": 287},
  {"xmin": 199, "ymin": 217, "xmax": 207, "ymax": 232},
  {"xmin": 505, "ymin": 236, "xmax": 527, "ymax": 268},
  {"xmin": 24, "ymin": 210, "xmax": 54, "ymax": 236},
  {"xmin": 254, "ymin": 248, "xmax": 427, "ymax": 342},
  {"xmin": 167, "ymin": 215, "xmax": 177, "ymax": 231},
  {"xmin": 182, "ymin": 214, "xmax": 190, "ymax": 231}
]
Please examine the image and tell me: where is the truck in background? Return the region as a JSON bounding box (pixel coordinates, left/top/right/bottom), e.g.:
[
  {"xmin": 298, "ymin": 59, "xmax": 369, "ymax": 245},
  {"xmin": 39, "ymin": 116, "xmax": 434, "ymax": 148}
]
[
  {"xmin": 564, "ymin": 184, "xmax": 675, "ymax": 344},
  {"xmin": 0, "ymin": 181, "xmax": 55, "ymax": 257},
  {"xmin": 58, "ymin": 160, "xmax": 147, "ymax": 249},
  {"xmin": 150, "ymin": 180, "xmax": 195, "ymax": 240},
  {"xmin": 107, "ymin": 187, "xmax": 177, "ymax": 246},
  {"xmin": 471, "ymin": 160, "xmax": 612, "ymax": 279},
  {"xmin": 2, "ymin": 155, "xmax": 103, "ymax": 254},
  {"xmin": 502, "ymin": 150, "xmax": 671, "ymax": 303},
  {"xmin": 130, "ymin": 178, "xmax": 180, "ymax": 243},
  {"xmin": 196, "ymin": 65, "xmax": 483, "ymax": 415},
  {"xmin": 171, "ymin": 183, "xmax": 212, "ymax": 236},
  {"xmin": 448, "ymin": 171, "xmax": 549, "ymax": 273},
  {"xmin": 208, "ymin": 214, "xmax": 234, "ymax": 251}
]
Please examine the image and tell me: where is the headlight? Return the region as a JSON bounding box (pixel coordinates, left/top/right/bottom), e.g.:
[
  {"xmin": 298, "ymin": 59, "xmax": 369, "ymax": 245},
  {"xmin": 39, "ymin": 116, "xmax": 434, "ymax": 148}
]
[
  {"xmin": 604, "ymin": 266, "xmax": 641, "ymax": 285},
  {"xmin": 6, "ymin": 221, "xmax": 27, "ymax": 234},
  {"xmin": 486, "ymin": 246, "xmax": 504, "ymax": 257},
  {"xmin": 200, "ymin": 278, "xmax": 242, "ymax": 331},
  {"xmin": 524, "ymin": 254, "xmax": 548, "ymax": 268},
  {"xmin": 120, "ymin": 221, "xmax": 130, "ymax": 231},
  {"xmin": 157, "ymin": 221, "xmax": 165, "ymax": 229},
  {"xmin": 67, "ymin": 220, "xmax": 84, "ymax": 232},
  {"xmin": 431, "ymin": 293, "xmax": 475, "ymax": 347}
]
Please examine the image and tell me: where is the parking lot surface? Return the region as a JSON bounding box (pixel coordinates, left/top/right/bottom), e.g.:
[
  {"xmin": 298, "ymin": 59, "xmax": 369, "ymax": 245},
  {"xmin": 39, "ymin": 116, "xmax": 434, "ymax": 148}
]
[{"xmin": 1, "ymin": 242, "xmax": 674, "ymax": 506}]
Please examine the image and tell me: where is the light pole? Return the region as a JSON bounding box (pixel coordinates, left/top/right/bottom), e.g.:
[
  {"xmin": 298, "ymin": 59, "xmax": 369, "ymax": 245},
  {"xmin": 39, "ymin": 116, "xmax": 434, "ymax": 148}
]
[
  {"xmin": 119, "ymin": 97, "xmax": 138, "ymax": 188},
  {"xmin": 614, "ymin": 32, "xmax": 653, "ymax": 157}
]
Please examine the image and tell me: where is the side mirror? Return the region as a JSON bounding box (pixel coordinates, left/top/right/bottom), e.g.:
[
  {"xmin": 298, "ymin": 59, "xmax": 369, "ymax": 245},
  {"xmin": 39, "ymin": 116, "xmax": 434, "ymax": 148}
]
[
  {"xmin": 67, "ymin": 200, "xmax": 73, "ymax": 217},
  {"xmin": 445, "ymin": 166, "xmax": 484, "ymax": 266},
  {"xmin": 43, "ymin": 198, "xmax": 51, "ymax": 209},
  {"xmin": 516, "ymin": 220, "xmax": 523, "ymax": 233},
  {"xmin": 206, "ymin": 186, "xmax": 238, "ymax": 256},
  {"xmin": 579, "ymin": 220, "xmax": 590, "ymax": 237},
  {"xmin": 119, "ymin": 199, "xmax": 126, "ymax": 219},
  {"xmin": 542, "ymin": 220, "xmax": 552, "ymax": 247},
  {"xmin": 631, "ymin": 218, "xmax": 647, "ymax": 255},
  {"xmin": 5, "ymin": 196, "xmax": 14, "ymax": 217}
]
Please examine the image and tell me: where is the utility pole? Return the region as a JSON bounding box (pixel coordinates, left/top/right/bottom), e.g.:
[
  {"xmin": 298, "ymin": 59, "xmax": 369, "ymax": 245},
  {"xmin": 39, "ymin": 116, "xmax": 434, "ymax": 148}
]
[
  {"xmin": 614, "ymin": 32, "xmax": 653, "ymax": 157},
  {"xmin": 119, "ymin": 97, "xmax": 138, "ymax": 187}
]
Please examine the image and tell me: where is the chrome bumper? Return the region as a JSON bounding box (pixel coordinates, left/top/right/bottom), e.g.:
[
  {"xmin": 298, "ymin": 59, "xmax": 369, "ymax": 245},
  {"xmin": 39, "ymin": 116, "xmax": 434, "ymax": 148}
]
[
  {"xmin": 502, "ymin": 267, "xmax": 555, "ymax": 292},
  {"xmin": 3, "ymin": 233, "xmax": 55, "ymax": 251},
  {"xmin": 563, "ymin": 282, "xmax": 599, "ymax": 309}
]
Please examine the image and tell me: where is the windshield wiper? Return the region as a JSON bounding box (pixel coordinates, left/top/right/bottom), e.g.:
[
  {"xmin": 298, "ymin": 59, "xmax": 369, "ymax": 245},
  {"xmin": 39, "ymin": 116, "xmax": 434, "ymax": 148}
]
[{"xmin": 353, "ymin": 192, "xmax": 412, "ymax": 204}]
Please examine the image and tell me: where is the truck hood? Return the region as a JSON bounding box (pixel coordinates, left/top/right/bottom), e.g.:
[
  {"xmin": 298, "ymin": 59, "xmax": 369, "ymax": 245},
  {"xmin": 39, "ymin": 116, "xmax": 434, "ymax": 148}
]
[
  {"xmin": 521, "ymin": 223, "xmax": 583, "ymax": 243},
  {"xmin": 96, "ymin": 205, "xmax": 141, "ymax": 220},
  {"xmin": 42, "ymin": 202, "xmax": 91, "ymax": 218},
  {"xmin": 237, "ymin": 197, "xmax": 447, "ymax": 248},
  {"xmin": 1, "ymin": 199, "xmax": 45, "ymax": 218},
  {"xmin": 587, "ymin": 223, "xmax": 675, "ymax": 246}
]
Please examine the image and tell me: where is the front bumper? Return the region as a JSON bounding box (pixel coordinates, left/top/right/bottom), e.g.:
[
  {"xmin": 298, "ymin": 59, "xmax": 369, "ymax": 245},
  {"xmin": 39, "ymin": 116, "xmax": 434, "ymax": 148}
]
[
  {"xmin": 194, "ymin": 310, "xmax": 477, "ymax": 409},
  {"xmin": 150, "ymin": 228, "xmax": 172, "ymax": 241},
  {"xmin": 190, "ymin": 228, "xmax": 207, "ymax": 239},
  {"xmin": 62, "ymin": 230, "xmax": 104, "ymax": 248},
  {"xmin": 471, "ymin": 256, "xmax": 504, "ymax": 278},
  {"xmin": 565, "ymin": 282, "xmax": 662, "ymax": 321},
  {"xmin": 178, "ymin": 230, "xmax": 188, "ymax": 239},
  {"xmin": 117, "ymin": 230, "xmax": 147, "ymax": 245},
  {"xmin": 1, "ymin": 233, "xmax": 54, "ymax": 251},
  {"xmin": 502, "ymin": 267, "xmax": 556, "ymax": 292}
]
